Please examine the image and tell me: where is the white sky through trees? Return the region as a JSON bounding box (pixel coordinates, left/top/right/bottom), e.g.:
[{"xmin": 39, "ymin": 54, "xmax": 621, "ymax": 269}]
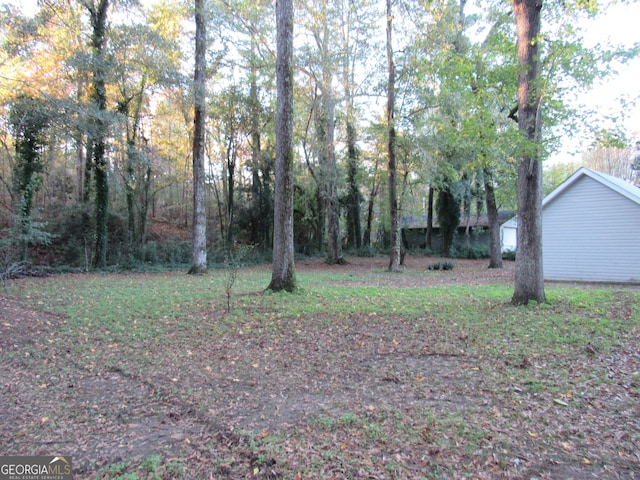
[
  {"xmin": 6, "ymin": 0, "xmax": 640, "ymax": 164},
  {"xmin": 555, "ymin": 2, "xmax": 640, "ymax": 163}
]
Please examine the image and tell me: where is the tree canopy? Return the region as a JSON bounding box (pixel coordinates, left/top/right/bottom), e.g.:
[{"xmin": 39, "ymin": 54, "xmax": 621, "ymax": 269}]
[{"xmin": 0, "ymin": 0, "xmax": 636, "ymax": 282}]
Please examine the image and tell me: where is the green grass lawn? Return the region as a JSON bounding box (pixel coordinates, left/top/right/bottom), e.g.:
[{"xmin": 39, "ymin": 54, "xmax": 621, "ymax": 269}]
[{"xmin": 1, "ymin": 263, "xmax": 638, "ymax": 479}]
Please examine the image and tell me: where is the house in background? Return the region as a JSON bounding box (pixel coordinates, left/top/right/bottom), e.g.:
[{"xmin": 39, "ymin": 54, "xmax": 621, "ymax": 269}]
[
  {"xmin": 541, "ymin": 167, "xmax": 640, "ymax": 283},
  {"xmin": 500, "ymin": 216, "xmax": 517, "ymax": 253},
  {"xmin": 401, "ymin": 210, "xmax": 514, "ymax": 253}
]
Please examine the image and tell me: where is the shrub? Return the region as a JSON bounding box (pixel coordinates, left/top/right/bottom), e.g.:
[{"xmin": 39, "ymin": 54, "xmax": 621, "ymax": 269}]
[
  {"xmin": 502, "ymin": 249, "xmax": 516, "ymax": 261},
  {"xmin": 427, "ymin": 260, "xmax": 454, "ymax": 271},
  {"xmin": 142, "ymin": 241, "xmax": 159, "ymax": 264},
  {"xmin": 158, "ymin": 238, "xmax": 191, "ymax": 265},
  {"xmin": 356, "ymin": 245, "xmax": 376, "ymax": 258},
  {"xmin": 451, "ymin": 242, "xmax": 489, "ymax": 259},
  {"xmin": 48, "ymin": 204, "xmax": 93, "ymax": 268}
]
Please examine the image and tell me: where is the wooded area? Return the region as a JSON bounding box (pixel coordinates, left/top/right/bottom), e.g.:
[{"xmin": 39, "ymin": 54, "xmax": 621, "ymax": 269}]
[{"xmin": 0, "ymin": 0, "xmax": 637, "ymax": 298}]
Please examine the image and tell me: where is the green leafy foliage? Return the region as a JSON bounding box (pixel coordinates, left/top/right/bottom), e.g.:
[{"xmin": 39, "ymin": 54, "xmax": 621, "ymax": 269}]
[
  {"xmin": 92, "ymin": 454, "xmax": 187, "ymax": 480},
  {"xmin": 502, "ymin": 249, "xmax": 516, "ymax": 261},
  {"xmin": 356, "ymin": 245, "xmax": 377, "ymax": 257},
  {"xmin": 451, "ymin": 241, "xmax": 490, "ymax": 259},
  {"xmin": 6, "ymin": 95, "xmax": 53, "ymax": 262},
  {"xmin": 435, "ymin": 184, "xmax": 460, "ymax": 257}
]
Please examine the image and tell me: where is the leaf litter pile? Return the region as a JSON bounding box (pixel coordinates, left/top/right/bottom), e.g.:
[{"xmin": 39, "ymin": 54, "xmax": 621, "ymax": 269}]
[{"xmin": 1, "ymin": 257, "xmax": 638, "ymax": 479}]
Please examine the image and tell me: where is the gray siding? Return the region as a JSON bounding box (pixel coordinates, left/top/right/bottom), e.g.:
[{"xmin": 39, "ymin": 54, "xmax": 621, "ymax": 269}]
[{"xmin": 543, "ymin": 175, "xmax": 640, "ymax": 282}]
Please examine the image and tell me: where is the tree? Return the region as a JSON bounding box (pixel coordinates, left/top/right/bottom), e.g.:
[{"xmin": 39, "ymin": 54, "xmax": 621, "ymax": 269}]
[
  {"xmin": 345, "ymin": 120, "xmax": 362, "ymax": 249},
  {"xmin": 111, "ymin": 14, "xmax": 183, "ymax": 254},
  {"xmin": 188, "ymin": 0, "xmax": 208, "ymax": 274},
  {"xmin": 435, "ymin": 181, "xmax": 460, "ymax": 256},
  {"xmin": 80, "ymin": 0, "xmax": 111, "ymax": 269},
  {"xmin": 321, "ymin": 88, "xmax": 342, "ymax": 264},
  {"xmin": 407, "ymin": 0, "xmax": 516, "ymax": 267},
  {"xmin": 338, "ymin": 0, "xmax": 378, "ymax": 250},
  {"xmin": 298, "ymin": 0, "xmax": 344, "ymax": 264},
  {"xmin": 210, "ymin": 0, "xmax": 277, "ymax": 251},
  {"xmin": 1, "ymin": 0, "xmax": 631, "ymax": 272},
  {"xmin": 268, "ymin": 0, "xmax": 297, "ymax": 291},
  {"xmin": 483, "ymin": 168, "xmax": 503, "ymax": 268},
  {"xmin": 361, "ymin": 128, "xmax": 384, "ymax": 248},
  {"xmin": 386, "ymin": 0, "xmax": 400, "ymax": 272},
  {"xmin": 581, "ymin": 131, "xmax": 640, "ymax": 184},
  {"xmin": 511, "ymin": 0, "xmax": 545, "ymax": 305},
  {"xmin": 208, "ymin": 85, "xmax": 253, "ymax": 248},
  {"xmin": 8, "ymin": 95, "xmax": 52, "ymax": 261},
  {"xmin": 297, "ymin": 0, "xmax": 379, "ymax": 255},
  {"xmin": 248, "ymin": 39, "xmax": 273, "ymax": 249},
  {"xmin": 467, "ymin": 6, "xmax": 517, "ymax": 269}
]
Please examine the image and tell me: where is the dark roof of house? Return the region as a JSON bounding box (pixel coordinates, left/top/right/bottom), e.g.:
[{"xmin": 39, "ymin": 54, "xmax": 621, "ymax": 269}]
[{"xmin": 401, "ymin": 210, "xmax": 515, "ymax": 230}]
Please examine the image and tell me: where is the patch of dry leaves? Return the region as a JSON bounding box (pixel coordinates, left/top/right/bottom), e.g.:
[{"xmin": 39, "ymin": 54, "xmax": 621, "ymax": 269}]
[{"xmin": 0, "ymin": 257, "xmax": 638, "ymax": 479}]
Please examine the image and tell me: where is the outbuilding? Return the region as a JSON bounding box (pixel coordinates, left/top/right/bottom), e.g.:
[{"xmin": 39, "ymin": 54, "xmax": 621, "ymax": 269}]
[
  {"xmin": 542, "ymin": 167, "xmax": 640, "ymax": 283},
  {"xmin": 500, "ymin": 216, "xmax": 517, "ymax": 254}
]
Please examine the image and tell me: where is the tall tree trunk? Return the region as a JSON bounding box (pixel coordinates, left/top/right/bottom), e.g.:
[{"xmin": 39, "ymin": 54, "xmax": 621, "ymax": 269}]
[
  {"xmin": 75, "ymin": 78, "xmax": 87, "ymax": 203},
  {"xmin": 226, "ymin": 144, "xmax": 236, "ymax": 247},
  {"xmin": 386, "ymin": 0, "xmax": 400, "ymax": 272},
  {"xmin": 220, "ymin": 145, "xmax": 229, "ymax": 243},
  {"xmin": 363, "ymin": 155, "xmax": 381, "ymax": 248},
  {"xmin": 83, "ymin": 141, "xmax": 93, "ymax": 203},
  {"xmin": 436, "ymin": 185, "xmax": 460, "ymax": 257},
  {"xmin": 323, "ymin": 93, "xmax": 343, "ymax": 264},
  {"xmin": 312, "ymin": 97, "xmax": 326, "ymax": 254},
  {"xmin": 339, "ymin": 6, "xmax": 362, "ymax": 251},
  {"xmin": 268, "ymin": 0, "xmax": 297, "ymax": 291},
  {"xmin": 483, "ymin": 168, "xmax": 503, "ymax": 269},
  {"xmin": 120, "ymin": 85, "xmax": 145, "ymax": 252},
  {"xmin": 512, "ymin": 0, "xmax": 545, "ymax": 304},
  {"xmin": 85, "ymin": 0, "xmax": 110, "ymax": 269},
  {"xmin": 363, "ymin": 188, "xmax": 375, "ymax": 248},
  {"xmin": 346, "ymin": 121, "xmax": 361, "ymax": 249},
  {"xmin": 76, "ymin": 133, "xmax": 85, "ymax": 202},
  {"xmin": 188, "ymin": 0, "xmax": 208, "ymax": 274},
  {"xmin": 9, "ymin": 96, "xmax": 48, "ymax": 262},
  {"xmin": 211, "ymin": 174, "xmax": 226, "ymax": 243},
  {"xmin": 261, "ymin": 159, "xmax": 273, "ymax": 248},
  {"xmin": 249, "ymin": 41, "xmax": 263, "ymax": 247},
  {"xmin": 462, "ymin": 175, "xmax": 472, "ymax": 251},
  {"xmin": 315, "ymin": 185, "xmax": 325, "ymax": 253},
  {"xmin": 139, "ymin": 157, "xmax": 152, "ymax": 245},
  {"xmin": 250, "ymin": 164, "xmax": 262, "ymax": 244},
  {"xmin": 92, "ymin": 114, "xmax": 108, "ymax": 268},
  {"xmin": 125, "ymin": 140, "xmax": 136, "ymax": 247},
  {"xmin": 426, "ymin": 186, "xmax": 433, "ymax": 250},
  {"xmin": 398, "ymin": 170, "xmax": 410, "ymax": 266}
]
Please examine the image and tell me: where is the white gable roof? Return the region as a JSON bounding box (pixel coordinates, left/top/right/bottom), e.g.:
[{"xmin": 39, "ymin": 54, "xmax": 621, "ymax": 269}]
[{"xmin": 543, "ymin": 167, "xmax": 640, "ymax": 208}]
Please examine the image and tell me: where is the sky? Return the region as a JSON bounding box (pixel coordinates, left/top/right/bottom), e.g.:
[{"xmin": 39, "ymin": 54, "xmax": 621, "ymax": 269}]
[
  {"xmin": 555, "ymin": 2, "xmax": 640, "ymax": 163},
  {"xmin": 5, "ymin": 0, "xmax": 640, "ymax": 164}
]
